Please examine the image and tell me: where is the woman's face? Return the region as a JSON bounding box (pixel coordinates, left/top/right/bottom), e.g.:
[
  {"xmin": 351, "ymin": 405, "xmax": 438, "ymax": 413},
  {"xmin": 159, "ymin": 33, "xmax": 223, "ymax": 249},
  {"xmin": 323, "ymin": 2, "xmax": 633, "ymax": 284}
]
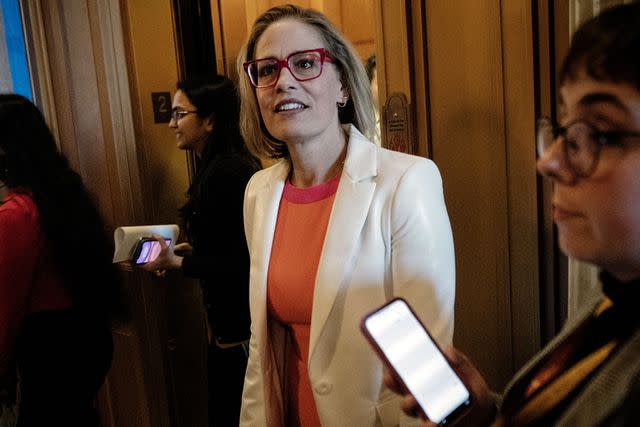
[
  {"xmin": 253, "ymin": 19, "xmax": 345, "ymax": 145},
  {"xmin": 169, "ymin": 90, "xmax": 213, "ymax": 156},
  {"xmin": 537, "ymin": 72, "xmax": 640, "ymax": 279}
]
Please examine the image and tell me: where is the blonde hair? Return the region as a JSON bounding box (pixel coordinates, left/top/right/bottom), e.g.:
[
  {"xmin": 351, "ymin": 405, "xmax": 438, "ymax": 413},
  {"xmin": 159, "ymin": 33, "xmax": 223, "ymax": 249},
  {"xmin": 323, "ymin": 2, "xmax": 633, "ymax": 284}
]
[{"xmin": 237, "ymin": 4, "xmax": 375, "ymax": 159}]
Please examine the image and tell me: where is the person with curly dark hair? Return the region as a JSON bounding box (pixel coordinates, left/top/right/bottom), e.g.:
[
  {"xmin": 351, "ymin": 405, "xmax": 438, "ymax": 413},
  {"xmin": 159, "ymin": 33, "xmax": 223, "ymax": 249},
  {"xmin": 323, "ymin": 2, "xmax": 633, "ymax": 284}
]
[
  {"xmin": 387, "ymin": 3, "xmax": 640, "ymax": 426},
  {"xmin": 0, "ymin": 94, "xmax": 123, "ymax": 426},
  {"xmin": 142, "ymin": 75, "xmax": 261, "ymax": 426}
]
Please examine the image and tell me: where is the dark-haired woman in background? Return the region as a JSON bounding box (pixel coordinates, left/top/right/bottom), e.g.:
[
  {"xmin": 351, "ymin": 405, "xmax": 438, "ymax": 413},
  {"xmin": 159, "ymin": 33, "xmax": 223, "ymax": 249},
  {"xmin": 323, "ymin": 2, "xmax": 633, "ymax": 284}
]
[
  {"xmin": 143, "ymin": 75, "xmax": 261, "ymax": 426},
  {"xmin": 0, "ymin": 94, "xmax": 122, "ymax": 426}
]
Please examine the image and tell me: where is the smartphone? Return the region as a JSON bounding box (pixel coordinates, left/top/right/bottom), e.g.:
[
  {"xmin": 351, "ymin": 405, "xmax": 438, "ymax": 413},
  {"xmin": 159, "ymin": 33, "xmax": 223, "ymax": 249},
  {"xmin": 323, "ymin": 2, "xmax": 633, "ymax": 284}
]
[
  {"xmin": 362, "ymin": 298, "xmax": 471, "ymax": 425},
  {"xmin": 131, "ymin": 237, "xmax": 172, "ymax": 265}
]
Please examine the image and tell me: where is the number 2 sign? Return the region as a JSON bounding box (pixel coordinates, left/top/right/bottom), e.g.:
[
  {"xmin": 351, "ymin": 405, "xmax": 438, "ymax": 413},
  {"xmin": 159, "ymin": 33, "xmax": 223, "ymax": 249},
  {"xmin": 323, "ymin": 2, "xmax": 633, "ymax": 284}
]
[{"xmin": 152, "ymin": 92, "xmax": 172, "ymax": 123}]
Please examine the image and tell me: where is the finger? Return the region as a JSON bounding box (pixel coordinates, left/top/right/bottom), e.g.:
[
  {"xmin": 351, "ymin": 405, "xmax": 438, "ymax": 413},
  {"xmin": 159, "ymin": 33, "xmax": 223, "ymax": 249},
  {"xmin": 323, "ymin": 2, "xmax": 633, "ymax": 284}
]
[
  {"xmin": 151, "ymin": 234, "xmax": 169, "ymax": 250},
  {"xmin": 441, "ymin": 345, "xmax": 460, "ymax": 363},
  {"xmin": 144, "ymin": 257, "xmax": 159, "ymax": 270},
  {"xmin": 442, "ymin": 346, "xmax": 470, "ymax": 371},
  {"xmin": 140, "ymin": 259, "xmax": 156, "ymax": 271},
  {"xmin": 140, "ymin": 263, "xmax": 152, "ymax": 272},
  {"xmin": 383, "ymin": 369, "xmax": 401, "ymax": 392},
  {"xmin": 400, "ymin": 394, "xmax": 421, "ymax": 418},
  {"xmin": 173, "ymin": 242, "xmax": 192, "ymax": 256}
]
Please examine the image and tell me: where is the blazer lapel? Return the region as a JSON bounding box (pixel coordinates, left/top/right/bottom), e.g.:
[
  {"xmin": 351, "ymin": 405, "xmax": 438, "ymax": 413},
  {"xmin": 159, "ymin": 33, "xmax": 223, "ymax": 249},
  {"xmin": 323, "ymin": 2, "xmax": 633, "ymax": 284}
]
[
  {"xmin": 308, "ymin": 126, "xmax": 377, "ymax": 363},
  {"xmin": 249, "ymin": 160, "xmax": 289, "ymax": 328}
]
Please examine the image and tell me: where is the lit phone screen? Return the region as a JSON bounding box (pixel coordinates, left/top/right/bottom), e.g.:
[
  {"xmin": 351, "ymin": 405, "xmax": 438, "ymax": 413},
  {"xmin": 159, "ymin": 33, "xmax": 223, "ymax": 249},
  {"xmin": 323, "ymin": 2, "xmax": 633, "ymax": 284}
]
[
  {"xmin": 135, "ymin": 239, "xmax": 170, "ymax": 264},
  {"xmin": 365, "ymin": 300, "xmax": 470, "ymax": 424}
]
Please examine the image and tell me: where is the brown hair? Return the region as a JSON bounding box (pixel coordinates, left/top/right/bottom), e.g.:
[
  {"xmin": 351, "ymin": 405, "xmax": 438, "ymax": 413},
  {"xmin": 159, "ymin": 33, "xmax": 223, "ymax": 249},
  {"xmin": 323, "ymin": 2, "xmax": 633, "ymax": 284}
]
[{"xmin": 560, "ymin": 3, "xmax": 640, "ymax": 90}]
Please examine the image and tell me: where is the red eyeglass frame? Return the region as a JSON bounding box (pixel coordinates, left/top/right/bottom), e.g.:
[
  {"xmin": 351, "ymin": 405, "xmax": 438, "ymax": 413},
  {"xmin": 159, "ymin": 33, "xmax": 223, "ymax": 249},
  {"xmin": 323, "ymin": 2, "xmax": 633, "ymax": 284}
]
[{"xmin": 243, "ymin": 48, "xmax": 334, "ymax": 88}]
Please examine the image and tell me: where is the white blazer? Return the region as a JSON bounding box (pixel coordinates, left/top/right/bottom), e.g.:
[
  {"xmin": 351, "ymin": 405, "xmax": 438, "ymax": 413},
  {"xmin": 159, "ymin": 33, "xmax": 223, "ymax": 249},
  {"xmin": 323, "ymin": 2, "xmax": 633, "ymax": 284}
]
[{"xmin": 240, "ymin": 125, "xmax": 455, "ymax": 426}]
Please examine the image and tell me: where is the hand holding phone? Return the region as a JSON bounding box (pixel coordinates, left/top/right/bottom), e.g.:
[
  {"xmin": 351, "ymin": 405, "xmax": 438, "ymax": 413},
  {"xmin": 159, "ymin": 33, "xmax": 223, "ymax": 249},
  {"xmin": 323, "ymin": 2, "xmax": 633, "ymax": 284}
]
[
  {"xmin": 362, "ymin": 298, "xmax": 472, "ymax": 426},
  {"xmin": 131, "ymin": 237, "xmax": 172, "ymax": 265}
]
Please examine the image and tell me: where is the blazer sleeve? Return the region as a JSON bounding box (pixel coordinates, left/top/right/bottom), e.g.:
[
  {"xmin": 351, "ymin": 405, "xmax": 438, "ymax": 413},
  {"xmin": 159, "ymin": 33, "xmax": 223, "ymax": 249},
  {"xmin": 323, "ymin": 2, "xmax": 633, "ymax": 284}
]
[
  {"xmin": 239, "ymin": 173, "xmax": 269, "ymax": 427},
  {"xmin": 389, "ymin": 158, "xmax": 456, "ymax": 347},
  {"xmin": 239, "ymin": 320, "xmax": 268, "ymax": 427}
]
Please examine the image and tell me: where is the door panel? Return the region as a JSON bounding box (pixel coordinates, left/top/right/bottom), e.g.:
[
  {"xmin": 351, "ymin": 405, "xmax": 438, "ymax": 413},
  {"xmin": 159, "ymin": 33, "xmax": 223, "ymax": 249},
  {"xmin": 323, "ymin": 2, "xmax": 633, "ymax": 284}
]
[
  {"xmin": 419, "ymin": 0, "xmax": 540, "ymax": 388},
  {"xmin": 425, "ymin": 0, "xmax": 513, "ymax": 388}
]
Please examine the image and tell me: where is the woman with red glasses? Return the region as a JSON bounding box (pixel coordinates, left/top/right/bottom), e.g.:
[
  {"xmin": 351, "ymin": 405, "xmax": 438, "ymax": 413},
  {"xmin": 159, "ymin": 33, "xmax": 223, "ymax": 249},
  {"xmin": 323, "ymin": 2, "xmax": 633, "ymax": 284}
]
[{"xmin": 237, "ymin": 5, "xmax": 456, "ymax": 426}]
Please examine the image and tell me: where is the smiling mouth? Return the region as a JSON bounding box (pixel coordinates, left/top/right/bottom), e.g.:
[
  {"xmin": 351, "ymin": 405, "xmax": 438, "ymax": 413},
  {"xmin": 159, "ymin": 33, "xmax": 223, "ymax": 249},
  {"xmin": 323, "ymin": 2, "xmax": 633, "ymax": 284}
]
[{"xmin": 275, "ymin": 102, "xmax": 307, "ymax": 112}]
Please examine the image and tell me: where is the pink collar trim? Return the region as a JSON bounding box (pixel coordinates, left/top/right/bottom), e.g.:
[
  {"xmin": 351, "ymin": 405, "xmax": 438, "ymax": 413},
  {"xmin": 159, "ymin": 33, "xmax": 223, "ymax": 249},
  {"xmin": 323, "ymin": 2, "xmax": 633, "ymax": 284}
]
[{"xmin": 283, "ymin": 173, "xmax": 341, "ymax": 204}]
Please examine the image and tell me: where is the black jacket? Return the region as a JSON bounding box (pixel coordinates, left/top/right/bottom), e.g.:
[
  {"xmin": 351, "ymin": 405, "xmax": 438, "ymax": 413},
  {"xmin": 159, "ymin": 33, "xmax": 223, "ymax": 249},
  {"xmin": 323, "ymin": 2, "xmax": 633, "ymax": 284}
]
[{"xmin": 181, "ymin": 148, "xmax": 259, "ymax": 344}]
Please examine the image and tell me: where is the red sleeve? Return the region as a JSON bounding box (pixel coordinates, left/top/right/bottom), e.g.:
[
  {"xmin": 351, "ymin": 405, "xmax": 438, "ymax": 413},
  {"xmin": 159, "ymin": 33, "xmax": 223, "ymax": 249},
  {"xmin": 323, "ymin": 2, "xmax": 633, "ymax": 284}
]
[{"xmin": 0, "ymin": 196, "xmax": 41, "ymax": 376}]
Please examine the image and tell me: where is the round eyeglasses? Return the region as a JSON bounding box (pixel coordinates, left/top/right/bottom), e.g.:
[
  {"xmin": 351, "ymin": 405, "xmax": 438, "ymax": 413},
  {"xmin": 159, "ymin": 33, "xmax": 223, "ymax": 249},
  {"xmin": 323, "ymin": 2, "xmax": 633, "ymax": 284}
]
[
  {"xmin": 536, "ymin": 117, "xmax": 640, "ymax": 177},
  {"xmin": 243, "ymin": 48, "xmax": 334, "ymax": 88},
  {"xmin": 171, "ymin": 109, "xmax": 197, "ymax": 121}
]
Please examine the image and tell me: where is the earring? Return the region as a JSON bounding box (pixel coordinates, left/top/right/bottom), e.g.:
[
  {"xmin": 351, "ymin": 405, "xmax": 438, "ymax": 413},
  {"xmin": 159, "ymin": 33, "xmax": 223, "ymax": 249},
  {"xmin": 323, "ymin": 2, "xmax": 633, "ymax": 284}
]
[{"xmin": 337, "ymin": 97, "xmax": 348, "ymax": 108}]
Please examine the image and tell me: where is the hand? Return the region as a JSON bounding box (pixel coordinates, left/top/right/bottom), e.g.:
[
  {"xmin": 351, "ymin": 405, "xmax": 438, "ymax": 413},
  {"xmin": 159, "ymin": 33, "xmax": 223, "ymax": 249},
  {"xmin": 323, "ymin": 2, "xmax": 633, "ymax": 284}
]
[
  {"xmin": 141, "ymin": 234, "xmax": 183, "ymax": 275},
  {"xmin": 172, "ymin": 242, "xmax": 193, "ymax": 257},
  {"xmin": 383, "ymin": 346, "xmax": 497, "ymax": 427}
]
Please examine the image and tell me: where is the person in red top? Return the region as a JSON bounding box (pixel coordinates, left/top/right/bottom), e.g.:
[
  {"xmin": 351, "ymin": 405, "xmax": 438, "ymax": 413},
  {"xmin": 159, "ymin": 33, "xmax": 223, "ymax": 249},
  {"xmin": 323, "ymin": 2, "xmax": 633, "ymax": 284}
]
[{"xmin": 0, "ymin": 94, "xmax": 123, "ymax": 426}]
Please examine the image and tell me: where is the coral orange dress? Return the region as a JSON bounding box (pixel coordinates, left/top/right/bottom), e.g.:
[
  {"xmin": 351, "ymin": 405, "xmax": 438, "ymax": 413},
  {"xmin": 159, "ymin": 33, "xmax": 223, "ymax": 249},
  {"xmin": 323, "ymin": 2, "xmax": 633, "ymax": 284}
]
[{"xmin": 267, "ymin": 174, "xmax": 340, "ymax": 427}]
